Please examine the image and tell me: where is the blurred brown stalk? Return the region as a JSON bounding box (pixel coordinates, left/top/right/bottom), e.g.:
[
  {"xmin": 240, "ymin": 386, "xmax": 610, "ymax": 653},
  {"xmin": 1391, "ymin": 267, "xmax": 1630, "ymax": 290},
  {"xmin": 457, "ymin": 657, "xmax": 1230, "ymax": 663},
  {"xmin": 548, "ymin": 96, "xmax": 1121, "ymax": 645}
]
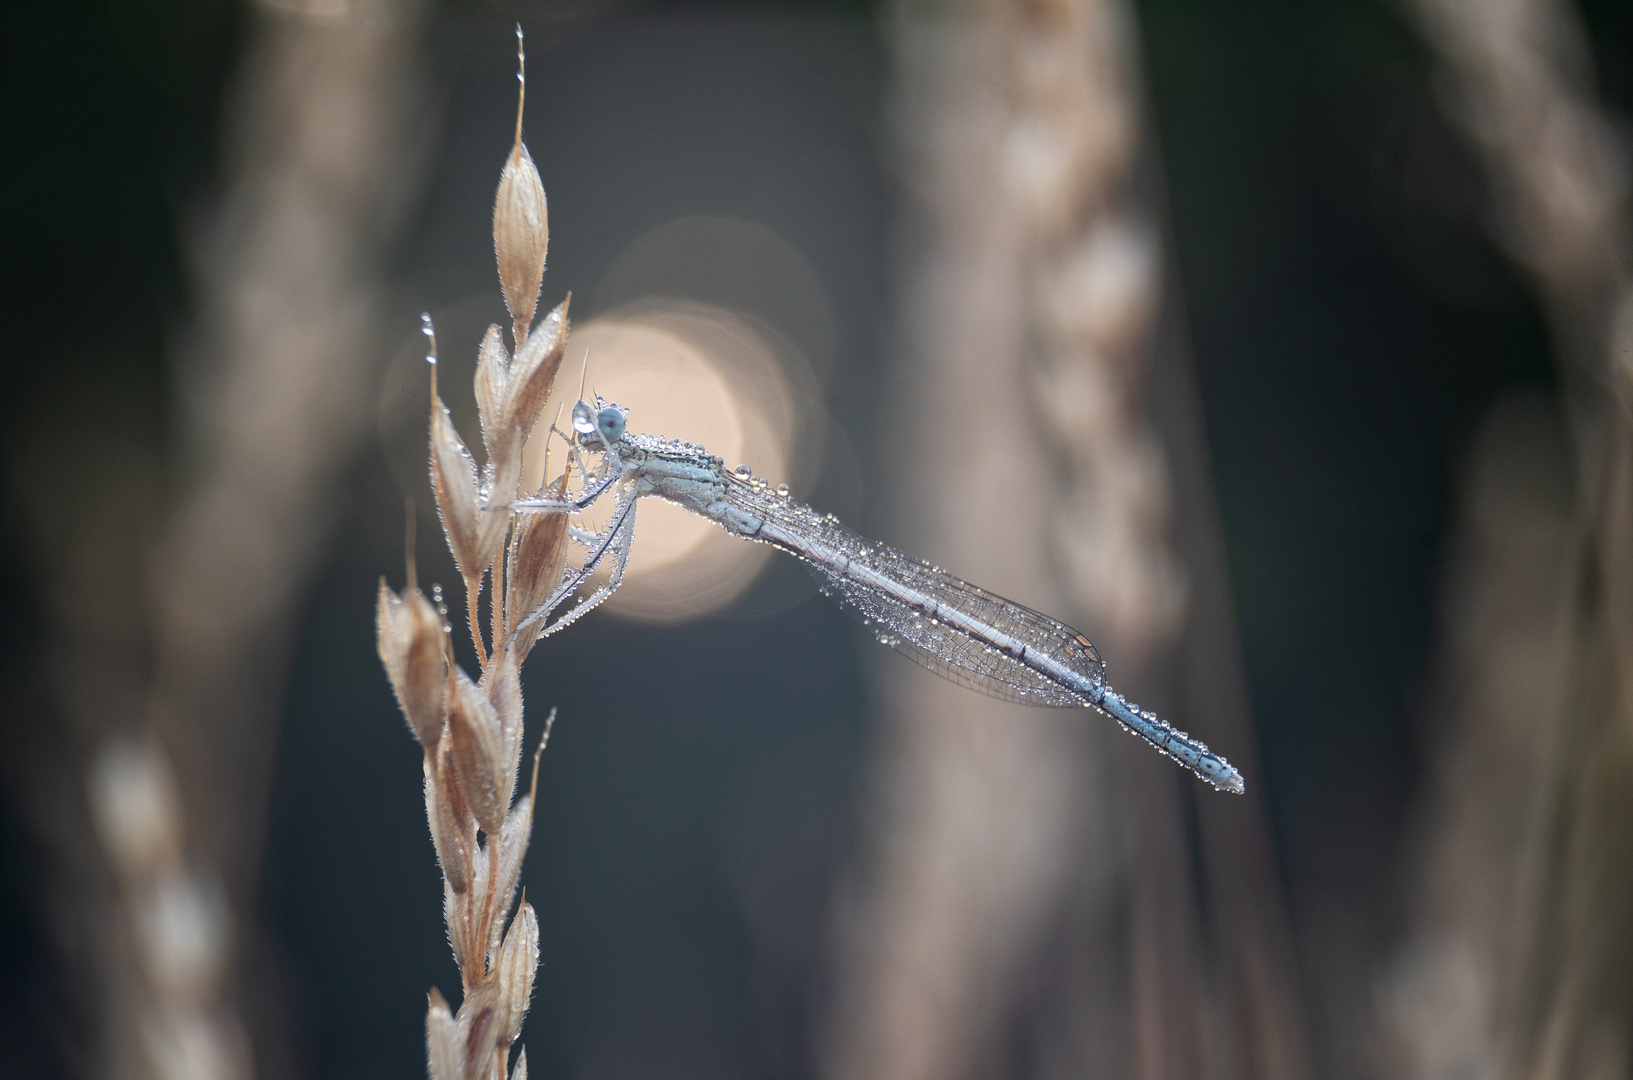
[
  {"xmin": 823, "ymin": 0, "xmax": 1306, "ymax": 1077},
  {"xmin": 1384, "ymin": 0, "xmax": 1633, "ymax": 1078},
  {"xmin": 10, "ymin": 1, "xmax": 423, "ymax": 1077}
]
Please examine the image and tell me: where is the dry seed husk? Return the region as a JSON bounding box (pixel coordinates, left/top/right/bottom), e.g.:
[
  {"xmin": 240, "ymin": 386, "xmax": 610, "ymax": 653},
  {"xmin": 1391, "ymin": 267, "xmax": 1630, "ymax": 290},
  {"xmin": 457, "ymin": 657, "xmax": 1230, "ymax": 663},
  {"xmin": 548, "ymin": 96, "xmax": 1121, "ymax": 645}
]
[
  {"xmin": 430, "ymin": 386, "xmax": 509, "ymax": 581},
  {"xmin": 496, "ymin": 902, "xmax": 540, "ymax": 1043},
  {"xmin": 481, "ymin": 646, "xmax": 524, "ymax": 803},
  {"xmin": 507, "ymin": 483, "xmax": 569, "ymax": 658},
  {"xmin": 485, "ymin": 794, "xmax": 534, "ymax": 962},
  {"xmin": 474, "ymin": 297, "xmax": 567, "ymax": 483},
  {"xmin": 474, "ymin": 324, "xmax": 510, "ymax": 461},
  {"xmin": 426, "ymin": 988, "xmax": 461, "ymax": 1080},
  {"xmin": 426, "ymin": 755, "xmax": 474, "ymax": 893},
  {"xmin": 442, "ymin": 877, "xmax": 471, "ymax": 972},
  {"xmin": 377, "ymin": 580, "xmax": 446, "ymax": 748},
  {"xmin": 494, "ymin": 141, "xmax": 547, "ymax": 345},
  {"xmin": 456, "ymin": 831, "xmax": 489, "ymax": 971},
  {"xmin": 483, "ymin": 430, "xmax": 526, "ymax": 545},
  {"xmin": 442, "ymin": 831, "xmax": 489, "ymax": 975},
  {"xmin": 446, "ymin": 666, "xmax": 507, "ymax": 835},
  {"xmin": 458, "ymin": 988, "xmax": 499, "ymax": 1080},
  {"xmin": 505, "ymin": 296, "xmax": 569, "ymax": 439}
]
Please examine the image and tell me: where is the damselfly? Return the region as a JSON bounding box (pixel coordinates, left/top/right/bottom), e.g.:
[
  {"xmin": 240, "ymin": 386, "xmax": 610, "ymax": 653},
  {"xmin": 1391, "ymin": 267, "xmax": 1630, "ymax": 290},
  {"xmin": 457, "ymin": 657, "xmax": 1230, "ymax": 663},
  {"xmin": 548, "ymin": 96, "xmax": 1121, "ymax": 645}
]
[{"xmin": 510, "ymin": 398, "xmax": 1243, "ymax": 793}]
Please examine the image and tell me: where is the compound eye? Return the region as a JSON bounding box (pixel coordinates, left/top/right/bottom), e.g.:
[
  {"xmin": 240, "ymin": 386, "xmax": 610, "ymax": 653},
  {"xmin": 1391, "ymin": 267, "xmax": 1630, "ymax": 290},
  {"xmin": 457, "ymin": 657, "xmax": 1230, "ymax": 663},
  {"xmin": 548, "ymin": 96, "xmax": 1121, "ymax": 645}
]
[{"xmin": 596, "ymin": 406, "xmax": 626, "ymax": 443}]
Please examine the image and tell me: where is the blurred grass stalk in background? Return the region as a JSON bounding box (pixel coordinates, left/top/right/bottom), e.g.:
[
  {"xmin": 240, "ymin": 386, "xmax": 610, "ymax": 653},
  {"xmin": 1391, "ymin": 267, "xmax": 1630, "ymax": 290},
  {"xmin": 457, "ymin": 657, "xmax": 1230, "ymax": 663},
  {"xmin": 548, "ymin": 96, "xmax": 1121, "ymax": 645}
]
[
  {"xmin": 15, "ymin": 1, "xmax": 424, "ymax": 1077},
  {"xmin": 1378, "ymin": 394, "xmax": 1576, "ymax": 1080},
  {"xmin": 823, "ymin": 0, "xmax": 1306, "ymax": 1077},
  {"xmin": 1385, "ymin": 0, "xmax": 1633, "ymax": 1078}
]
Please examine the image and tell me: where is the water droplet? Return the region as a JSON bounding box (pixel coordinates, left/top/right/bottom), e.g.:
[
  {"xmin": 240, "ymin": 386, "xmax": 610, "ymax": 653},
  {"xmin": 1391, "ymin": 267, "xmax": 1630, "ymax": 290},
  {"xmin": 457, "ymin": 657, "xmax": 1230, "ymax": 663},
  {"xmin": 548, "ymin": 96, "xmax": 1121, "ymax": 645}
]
[
  {"xmin": 776, "ymin": 484, "xmax": 789, "ymax": 497},
  {"xmin": 420, "ymin": 314, "xmax": 438, "ymax": 364},
  {"xmin": 735, "ymin": 464, "xmax": 752, "ymax": 477}
]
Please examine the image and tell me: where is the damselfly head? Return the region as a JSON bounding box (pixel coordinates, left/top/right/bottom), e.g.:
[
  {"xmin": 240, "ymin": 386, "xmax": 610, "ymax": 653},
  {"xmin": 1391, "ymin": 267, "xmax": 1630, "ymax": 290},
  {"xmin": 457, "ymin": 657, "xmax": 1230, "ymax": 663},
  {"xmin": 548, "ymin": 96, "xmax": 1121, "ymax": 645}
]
[{"xmin": 570, "ymin": 397, "xmax": 628, "ymax": 448}]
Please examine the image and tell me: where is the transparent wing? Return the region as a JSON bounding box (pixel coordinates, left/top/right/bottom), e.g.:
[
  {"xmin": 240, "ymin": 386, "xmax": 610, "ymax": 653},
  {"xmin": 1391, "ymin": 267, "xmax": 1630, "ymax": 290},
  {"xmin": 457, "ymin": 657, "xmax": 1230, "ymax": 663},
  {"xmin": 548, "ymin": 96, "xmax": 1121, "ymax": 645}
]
[
  {"xmin": 820, "ymin": 566, "xmax": 1100, "ymax": 706},
  {"xmin": 726, "ymin": 476, "xmax": 1103, "ymax": 707}
]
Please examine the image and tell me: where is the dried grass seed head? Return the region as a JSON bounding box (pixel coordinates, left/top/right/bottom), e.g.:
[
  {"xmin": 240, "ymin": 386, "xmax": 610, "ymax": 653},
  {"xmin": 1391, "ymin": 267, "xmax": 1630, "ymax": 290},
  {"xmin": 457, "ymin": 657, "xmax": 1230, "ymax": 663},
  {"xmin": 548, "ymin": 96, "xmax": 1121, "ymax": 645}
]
[
  {"xmin": 505, "ymin": 296, "xmax": 569, "ymax": 437},
  {"xmin": 480, "ymin": 645, "xmax": 525, "ymax": 805},
  {"xmin": 505, "ymin": 481, "xmax": 570, "ymax": 657},
  {"xmin": 474, "ymin": 324, "xmax": 512, "ymax": 461},
  {"xmin": 426, "ymin": 754, "xmax": 475, "ymax": 893},
  {"xmin": 485, "ymin": 794, "xmax": 535, "ymax": 962},
  {"xmin": 430, "ymin": 374, "xmax": 511, "ymax": 582},
  {"xmin": 495, "ymin": 141, "xmax": 548, "ymax": 342},
  {"xmin": 474, "ymin": 297, "xmax": 569, "ymax": 496},
  {"xmin": 446, "ymin": 664, "xmax": 508, "ymax": 835},
  {"xmin": 443, "ymin": 877, "xmax": 472, "ymax": 972},
  {"xmin": 377, "ymin": 579, "xmax": 447, "ymax": 748},
  {"xmin": 444, "ymin": 832, "xmax": 495, "ymax": 975},
  {"xmin": 456, "ymin": 985, "xmax": 500, "ymax": 1080},
  {"xmin": 401, "ymin": 34, "xmax": 565, "ymax": 1080},
  {"xmin": 496, "ymin": 901, "xmax": 540, "ymax": 1043},
  {"xmin": 494, "ymin": 33, "xmax": 548, "ymax": 346},
  {"xmin": 426, "ymin": 988, "xmax": 461, "ymax": 1080}
]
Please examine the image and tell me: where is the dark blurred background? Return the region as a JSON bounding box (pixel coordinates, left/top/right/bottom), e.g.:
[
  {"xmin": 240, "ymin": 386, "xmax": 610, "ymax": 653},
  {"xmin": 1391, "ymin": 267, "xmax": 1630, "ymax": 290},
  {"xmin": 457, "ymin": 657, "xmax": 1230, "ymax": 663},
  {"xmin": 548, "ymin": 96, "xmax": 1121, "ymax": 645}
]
[{"xmin": 3, "ymin": 0, "xmax": 1629, "ymax": 1078}]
